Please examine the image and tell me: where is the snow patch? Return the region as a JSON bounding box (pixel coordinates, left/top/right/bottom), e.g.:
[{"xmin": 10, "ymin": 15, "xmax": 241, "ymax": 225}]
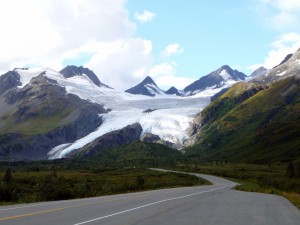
[
  {"xmin": 277, "ymin": 71, "xmax": 286, "ymax": 76},
  {"xmin": 145, "ymin": 83, "xmax": 166, "ymax": 96},
  {"xmin": 192, "ymin": 80, "xmax": 236, "ymax": 98},
  {"xmin": 16, "ymin": 67, "xmax": 65, "ymax": 88},
  {"xmin": 219, "ymin": 69, "xmax": 231, "ymax": 80}
]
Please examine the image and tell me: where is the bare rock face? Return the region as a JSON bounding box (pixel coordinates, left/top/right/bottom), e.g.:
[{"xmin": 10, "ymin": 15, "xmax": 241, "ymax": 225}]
[
  {"xmin": 140, "ymin": 132, "xmax": 180, "ymax": 149},
  {"xmin": 68, "ymin": 123, "xmax": 143, "ymax": 158},
  {"xmin": 140, "ymin": 132, "xmax": 161, "ymax": 143},
  {"xmin": 0, "ymin": 71, "xmax": 21, "ymax": 95}
]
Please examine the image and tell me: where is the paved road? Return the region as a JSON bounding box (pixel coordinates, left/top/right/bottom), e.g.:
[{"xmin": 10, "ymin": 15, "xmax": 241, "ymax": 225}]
[{"xmin": 0, "ymin": 170, "xmax": 299, "ymax": 225}]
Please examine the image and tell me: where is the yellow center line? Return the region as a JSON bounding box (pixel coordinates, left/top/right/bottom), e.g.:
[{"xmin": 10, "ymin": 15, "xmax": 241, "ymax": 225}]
[
  {"xmin": 0, "ymin": 192, "xmax": 154, "ymax": 221},
  {"xmin": 0, "ymin": 202, "xmax": 96, "ymax": 221}
]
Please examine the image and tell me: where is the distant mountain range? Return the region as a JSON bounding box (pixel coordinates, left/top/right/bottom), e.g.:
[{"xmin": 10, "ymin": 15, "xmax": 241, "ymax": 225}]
[
  {"xmin": 0, "ymin": 47, "xmax": 299, "ymax": 163},
  {"xmin": 183, "ymin": 65, "xmax": 247, "ymax": 96},
  {"xmin": 186, "ymin": 48, "xmax": 300, "ymax": 163},
  {"xmin": 125, "ymin": 65, "xmax": 248, "ymax": 97}
]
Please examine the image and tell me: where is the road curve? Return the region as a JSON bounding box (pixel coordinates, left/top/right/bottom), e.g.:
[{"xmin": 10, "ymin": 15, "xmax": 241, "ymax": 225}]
[{"xmin": 0, "ymin": 170, "xmax": 299, "ymax": 225}]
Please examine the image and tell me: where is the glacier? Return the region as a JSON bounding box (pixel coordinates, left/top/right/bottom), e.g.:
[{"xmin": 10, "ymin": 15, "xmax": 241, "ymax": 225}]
[{"xmin": 15, "ymin": 68, "xmax": 234, "ymax": 159}]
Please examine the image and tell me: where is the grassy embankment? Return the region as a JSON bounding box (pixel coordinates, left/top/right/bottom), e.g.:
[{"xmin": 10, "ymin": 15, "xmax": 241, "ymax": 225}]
[
  {"xmin": 168, "ymin": 162, "xmax": 300, "ymax": 208},
  {"xmin": 186, "ymin": 79, "xmax": 300, "ymax": 163}
]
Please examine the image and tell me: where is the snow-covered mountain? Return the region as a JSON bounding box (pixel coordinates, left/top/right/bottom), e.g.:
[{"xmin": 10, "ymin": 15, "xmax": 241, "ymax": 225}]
[
  {"xmin": 253, "ymin": 48, "xmax": 300, "ymax": 84},
  {"xmin": 183, "ymin": 65, "xmax": 247, "ymax": 96},
  {"xmin": 60, "ymin": 65, "xmax": 111, "ymax": 88},
  {"xmin": 0, "ymin": 67, "xmax": 214, "ymax": 160},
  {"xmin": 47, "ymin": 71, "xmax": 211, "ymax": 158},
  {"xmin": 3, "ymin": 48, "xmax": 299, "ymax": 161},
  {"xmin": 0, "ymin": 68, "xmax": 108, "ymax": 161},
  {"xmin": 125, "ymin": 76, "xmax": 166, "ymax": 97}
]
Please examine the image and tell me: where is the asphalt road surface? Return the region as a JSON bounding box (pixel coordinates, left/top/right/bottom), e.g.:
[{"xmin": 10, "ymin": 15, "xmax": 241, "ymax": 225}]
[{"xmin": 0, "ymin": 169, "xmax": 299, "ymax": 225}]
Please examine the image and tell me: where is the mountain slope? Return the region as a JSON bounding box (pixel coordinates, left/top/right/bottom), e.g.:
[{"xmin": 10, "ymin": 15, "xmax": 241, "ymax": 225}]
[
  {"xmin": 53, "ymin": 123, "xmax": 143, "ymax": 159},
  {"xmin": 184, "ymin": 65, "xmax": 247, "ymax": 96},
  {"xmin": 125, "ymin": 76, "xmax": 166, "ymax": 97},
  {"xmin": 0, "ymin": 71, "xmax": 22, "ymax": 94},
  {"xmin": 186, "ymin": 75, "xmax": 300, "ymax": 163},
  {"xmin": 0, "ymin": 67, "xmax": 212, "ymax": 161},
  {"xmin": 0, "ymin": 69, "xmax": 107, "ymax": 161},
  {"xmin": 84, "ymin": 141, "xmax": 182, "ymax": 165}
]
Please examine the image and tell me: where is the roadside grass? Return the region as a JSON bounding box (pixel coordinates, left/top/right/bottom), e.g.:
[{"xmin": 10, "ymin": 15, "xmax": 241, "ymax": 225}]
[
  {"xmin": 166, "ymin": 162, "xmax": 300, "ymax": 209},
  {"xmin": 0, "ymin": 166, "xmax": 209, "ymax": 205},
  {"xmin": 236, "ymin": 181, "xmax": 300, "ymax": 209}
]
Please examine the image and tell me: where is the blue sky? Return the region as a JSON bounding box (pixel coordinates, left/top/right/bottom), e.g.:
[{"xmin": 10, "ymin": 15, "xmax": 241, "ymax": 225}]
[
  {"xmin": 128, "ymin": 0, "xmax": 272, "ymax": 76},
  {"xmin": 0, "ymin": 0, "xmax": 300, "ymax": 90},
  {"xmin": 126, "ymin": 0, "xmax": 300, "ymax": 80}
]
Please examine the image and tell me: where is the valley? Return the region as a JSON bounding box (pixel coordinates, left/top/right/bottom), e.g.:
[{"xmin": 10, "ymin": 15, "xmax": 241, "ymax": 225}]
[
  {"xmin": 0, "ymin": 46, "xmax": 299, "ymax": 219},
  {"xmin": 1, "ymin": 1, "xmax": 300, "ymax": 224}
]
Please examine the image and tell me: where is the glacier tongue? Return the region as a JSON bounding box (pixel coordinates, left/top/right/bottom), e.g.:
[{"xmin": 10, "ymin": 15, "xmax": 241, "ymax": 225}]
[{"xmin": 48, "ymin": 97, "xmax": 210, "ymax": 159}]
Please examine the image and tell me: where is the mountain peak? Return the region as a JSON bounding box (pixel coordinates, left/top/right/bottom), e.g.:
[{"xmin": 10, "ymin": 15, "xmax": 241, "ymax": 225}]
[
  {"xmin": 183, "ymin": 65, "xmax": 247, "ymax": 96},
  {"xmin": 166, "ymin": 86, "xmax": 182, "ymax": 96},
  {"xmin": 250, "ymin": 66, "xmax": 268, "ymax": 78},
  {"xmin": 125, "ymin": 76, "xmax": 165, "ymax": 97},
  {"xmin": 60, "ymin": 65, "xmax": 110, "ymax": 88},
  {"xmin": 220, "ymin": 65, "xmax": 231, "ymax": 70},
  {"xmin": 142, "ymin": 76, "xmax": 156, "ymax": 85},
  {"xmin": 168, "ymin": 86, "xmax": 177, "ymax": 90}
]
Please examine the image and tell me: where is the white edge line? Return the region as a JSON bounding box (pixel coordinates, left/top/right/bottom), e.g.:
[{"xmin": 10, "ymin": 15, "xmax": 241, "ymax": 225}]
[{"xmin": 74, "ymin": 184, "xmax": 231, "ymax": 225}]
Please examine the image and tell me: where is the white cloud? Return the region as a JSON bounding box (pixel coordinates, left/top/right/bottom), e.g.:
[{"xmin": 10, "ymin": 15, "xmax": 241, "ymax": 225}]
[
  {"xmin": 148, "ymin": 62, "xmax": 177, "ymax": 78},
  {"xmin": 259, "ymin": 0, "xmax": 300, "ymax": 12},
  {"xmin": 161, "ymin": 43, "xmax": 184, "ymax": 58},
  {"xmin": 250, "ymin": 33, "xmax": 300, "ymax": 69},
  {"xmin": 147, "ymin": 62, "xmax": 194, "ymax": 90},
  {"xmin": 134, "ymin": 10, "xmax": 156, "ymax": 23},
  {"xmin": 0, "ymin": 0, "xmax": 159, "ymax": 90},
  {"xmin": 0, "ymin": 0, "xmax": 136, "ymax": 68},
  {"xmin": 85, "ymin": 38, "xmax": 153, "ymax": 90},
  {"xmin": 156, "ymin": 75, "xmax": 195, "ymax": 90},
  {"xmin": 0, "ymin": 0, "xmax": 193, "ymax": 91},
  {"xmin": 264, "ymin": 33, "xmax": 300, "ymax": 68},
  {"xmin": 257, "ymin": 0, "xmax": 300, "ymax": 30}
]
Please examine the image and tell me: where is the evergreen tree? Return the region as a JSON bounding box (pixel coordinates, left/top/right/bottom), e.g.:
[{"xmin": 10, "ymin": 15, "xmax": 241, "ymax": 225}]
[
  {"xmin": 294, "ymin": 162, "xmax": 300, "ymax": 178},
  {"xmin": 286, "ymin": 162, "xmax": 295, "ymax": 178},
  {"xmin": 3, "ymin": 168, "xmax": 12, "ymax": 184}
]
